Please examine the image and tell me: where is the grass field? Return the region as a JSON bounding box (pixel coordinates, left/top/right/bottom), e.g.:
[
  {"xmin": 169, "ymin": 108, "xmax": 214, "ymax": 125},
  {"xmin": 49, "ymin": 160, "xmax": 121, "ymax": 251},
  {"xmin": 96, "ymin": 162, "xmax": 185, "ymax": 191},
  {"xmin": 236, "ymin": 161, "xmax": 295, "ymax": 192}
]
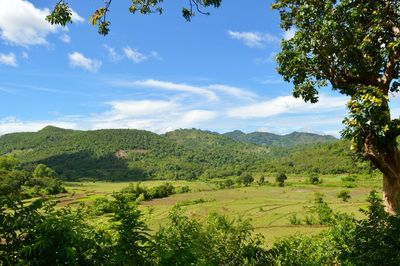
[{"xmin": 60, "ymin": 174, "xmax": 382, "ymax": 245}]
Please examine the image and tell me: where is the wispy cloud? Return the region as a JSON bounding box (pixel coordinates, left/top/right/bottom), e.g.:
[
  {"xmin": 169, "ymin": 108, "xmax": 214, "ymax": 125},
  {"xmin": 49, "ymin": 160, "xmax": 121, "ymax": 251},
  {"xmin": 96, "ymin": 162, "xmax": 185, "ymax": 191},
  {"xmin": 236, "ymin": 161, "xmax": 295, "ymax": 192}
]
[
  {"xmin": 69, "ymin": 52, "xmax": 102, "ymax": 72},
  {"xmin": 0, "ymin": 52, "xmax": 17, "ymax": 67},
  {"xmin": 59, "ymin": 33, "xmax": 71, "ymax": 43},
  {"xmin": 227, "ymin": 30, "xmax": 279, "ymax": 48},
  {"xmin": 115, "ymin": 79, "xmax": 219, "ymax": 101},
  {"xmin": 123, "ymin": 47, "xmax": 160, "ymax": 63},
  {"xmin": 104, "ymin": 45, "xmax": 161, "ymax": 63},
  {"xmin": 207, "ymin": 84, "xmax": 257, "ymax": 101},
  {"xmin": 228, "ymin": 94, "xmax": 347, "ymax": 118},
  {"xmin": 111, "ymin": 79, "xmax": 258, "ymax": 102},
  {"xmin": 104, "ymin": 45, "xmax": 123, "ymax": 61}
]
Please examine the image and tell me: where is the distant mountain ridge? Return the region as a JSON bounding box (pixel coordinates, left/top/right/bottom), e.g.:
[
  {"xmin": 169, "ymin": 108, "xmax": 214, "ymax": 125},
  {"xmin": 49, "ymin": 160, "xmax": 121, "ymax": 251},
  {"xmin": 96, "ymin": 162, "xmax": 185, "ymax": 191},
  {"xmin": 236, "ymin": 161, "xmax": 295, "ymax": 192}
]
[{"xmin": 223, "ymin": 130, "xmax": 337, "ymax": 147}]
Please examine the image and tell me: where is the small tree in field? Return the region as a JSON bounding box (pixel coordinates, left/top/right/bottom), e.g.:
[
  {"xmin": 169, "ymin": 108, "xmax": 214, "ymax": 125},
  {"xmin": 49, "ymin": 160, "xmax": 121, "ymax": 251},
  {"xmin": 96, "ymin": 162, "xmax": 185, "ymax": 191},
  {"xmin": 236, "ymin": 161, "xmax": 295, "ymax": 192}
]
[
  {"xmin": 337, "ymin": 190, "xmax": 351, "ymax": 202},
  {"xmin": 238, "ymin": 172, "xmax": 254, "ymax": 187},
  {"xmin": 276, "ymin": 173, "xmax": 288, "ymax": 187}
]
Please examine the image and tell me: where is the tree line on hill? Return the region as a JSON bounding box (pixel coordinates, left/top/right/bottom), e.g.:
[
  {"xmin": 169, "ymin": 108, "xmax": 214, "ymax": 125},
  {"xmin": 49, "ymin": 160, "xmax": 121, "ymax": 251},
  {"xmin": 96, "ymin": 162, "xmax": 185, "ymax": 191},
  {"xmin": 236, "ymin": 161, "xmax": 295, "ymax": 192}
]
[{"xmin": 0, "ymin": 127, "xmax": 372, "ymax": 181}]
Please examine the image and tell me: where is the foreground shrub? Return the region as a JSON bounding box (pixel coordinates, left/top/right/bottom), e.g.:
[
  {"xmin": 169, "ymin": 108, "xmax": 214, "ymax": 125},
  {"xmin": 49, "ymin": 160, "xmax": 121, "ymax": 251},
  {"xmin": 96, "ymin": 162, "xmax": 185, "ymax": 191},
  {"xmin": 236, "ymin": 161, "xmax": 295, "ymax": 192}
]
[
  {"xmin": 338, "ymin": 191, "xmax": 400, "ymax": 265},
  {"xmin": 154, "ymin": 207, "xmax": 267, "ymax": 265}
]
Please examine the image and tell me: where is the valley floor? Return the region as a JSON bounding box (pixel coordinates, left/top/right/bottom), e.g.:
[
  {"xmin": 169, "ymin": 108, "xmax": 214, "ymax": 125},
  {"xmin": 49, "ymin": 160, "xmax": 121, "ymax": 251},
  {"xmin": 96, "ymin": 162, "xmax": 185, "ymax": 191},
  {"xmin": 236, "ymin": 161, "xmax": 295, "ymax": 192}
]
[{"xmin": 59, "ymin": 174, "xmax": 381, "ymax": 245}]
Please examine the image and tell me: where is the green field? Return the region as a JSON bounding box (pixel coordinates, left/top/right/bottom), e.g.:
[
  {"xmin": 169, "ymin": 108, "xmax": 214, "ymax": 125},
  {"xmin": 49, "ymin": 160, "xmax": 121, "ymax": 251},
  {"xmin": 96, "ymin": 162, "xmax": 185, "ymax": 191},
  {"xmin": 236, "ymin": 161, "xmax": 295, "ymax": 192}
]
[{"xmin": 60, "ymin": 174, "xmax": 382, "ymax": 245}]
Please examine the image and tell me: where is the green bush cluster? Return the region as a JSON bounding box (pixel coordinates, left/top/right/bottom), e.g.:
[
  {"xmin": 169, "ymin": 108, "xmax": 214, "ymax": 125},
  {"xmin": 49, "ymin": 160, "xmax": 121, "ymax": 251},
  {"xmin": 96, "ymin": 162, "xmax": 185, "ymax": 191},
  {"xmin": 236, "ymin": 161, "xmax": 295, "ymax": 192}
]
[
  {"xmin": 0, "ymin": 156, "xmax": 65, "ymax": 197},
  {"xmin": 121, "ymin": 182, "xmax": 176, "ymax": 202}
]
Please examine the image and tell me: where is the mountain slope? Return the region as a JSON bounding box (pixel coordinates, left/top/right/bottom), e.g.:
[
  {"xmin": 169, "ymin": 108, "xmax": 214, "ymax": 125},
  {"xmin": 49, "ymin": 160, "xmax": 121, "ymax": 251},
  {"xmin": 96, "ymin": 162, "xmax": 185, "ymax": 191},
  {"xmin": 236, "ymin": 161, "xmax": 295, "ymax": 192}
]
[
  {"xmin": 223, "ymin": 131, "xmax": 337, "ymax": 147},
  {"xmin": 0, "ymin": 127, "xmax": 368, "ymax": 181}
]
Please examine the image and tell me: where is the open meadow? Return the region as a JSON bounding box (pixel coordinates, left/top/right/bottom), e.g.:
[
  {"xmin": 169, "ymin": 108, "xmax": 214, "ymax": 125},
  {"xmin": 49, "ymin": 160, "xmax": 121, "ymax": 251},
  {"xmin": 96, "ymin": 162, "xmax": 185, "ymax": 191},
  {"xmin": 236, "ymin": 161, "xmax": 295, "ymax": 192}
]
[{"xmin": 60, "ymin": 174, "xmax": 382, "ymax": 245}]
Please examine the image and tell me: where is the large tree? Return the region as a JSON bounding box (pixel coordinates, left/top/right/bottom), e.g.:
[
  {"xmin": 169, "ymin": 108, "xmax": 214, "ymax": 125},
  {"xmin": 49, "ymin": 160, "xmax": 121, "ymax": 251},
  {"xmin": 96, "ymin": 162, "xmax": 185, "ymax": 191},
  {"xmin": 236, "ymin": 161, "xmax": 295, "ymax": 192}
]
[
  {"xmin": 48, "ymin": 0, "xmax": 400, "ymax": 213},
  {"xmin": 272, "ymin": 0, "xmax": 400, "ymax": 214}
]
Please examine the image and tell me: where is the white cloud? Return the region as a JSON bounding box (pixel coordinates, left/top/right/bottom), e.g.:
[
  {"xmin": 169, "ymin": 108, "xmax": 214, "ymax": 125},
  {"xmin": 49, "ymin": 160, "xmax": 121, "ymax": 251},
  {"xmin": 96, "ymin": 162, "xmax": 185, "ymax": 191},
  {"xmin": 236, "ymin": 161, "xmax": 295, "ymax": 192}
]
[
  {"xmin": 283, "ymin": 28, "xmax": 296, "ymax": 40},
  {"xmin": 123, "ymin": 47, "xmax": 160, "ymax": 63},
  {"xmin": 0, "ymin": 0, "xmax": 83, "ymax": 46},
  {"xmin": 69, "ymin": 52, "xmax": 102, "ymax": 72},
  {"xmin": 88, "ymin": 100, "xmax": 217, "ymax": 133},
  {"xmin": 0, "ymin": 0, "xmax": 57, "ymax": 46},
  {"xmin": 0, "ymin": 117, "xmax": 77, "ymax": 135},
  {"xmin": 228, "ymin": 30, "xmax": 279, "ymax": 48},
  {"xmin": 123, "ymin": 47, "xmax": 148, "ymax": 63},
  {"xmin": 0, "ymin": 0, "xmax": 84, "ymax": 47},
  {"xmin": 180, "ymin": 110, "xmax": 217, "ymax": 126},
  {"xmin": 0, "ymin": 53, "xmax": 17, "ymax": 67},
  {"xmin": 228, "ymin": 94, "xmax": 347, "ymax": 118}
]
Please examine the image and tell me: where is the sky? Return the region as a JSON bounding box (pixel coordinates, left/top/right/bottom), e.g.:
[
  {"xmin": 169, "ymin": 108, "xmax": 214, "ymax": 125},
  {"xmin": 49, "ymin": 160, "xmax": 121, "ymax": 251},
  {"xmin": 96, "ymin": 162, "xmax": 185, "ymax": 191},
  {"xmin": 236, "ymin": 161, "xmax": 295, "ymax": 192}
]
[{"xmin": 1, "ymin": 0, "xmax": 395, "ymax": 137}]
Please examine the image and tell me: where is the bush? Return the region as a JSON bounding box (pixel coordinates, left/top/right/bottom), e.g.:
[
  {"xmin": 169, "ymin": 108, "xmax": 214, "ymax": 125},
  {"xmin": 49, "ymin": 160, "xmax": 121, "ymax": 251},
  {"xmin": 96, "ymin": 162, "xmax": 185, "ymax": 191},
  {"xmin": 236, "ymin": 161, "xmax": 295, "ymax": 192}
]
[
  {"xmin": 308, "ymin": 172, "xmax": 320, "ymax": 185},
  {"xmin": 148, "ymin": 183, "xmax": 175, "ymax": 199},
  {"xmin": 338, "ymin": 191, "xmax": 400, "ymax": 265},
  {"xmin": 120, "ymin": 182, "xmax": 176, "ymax": 201},
  {"xmin": 154, "ymin": 207, "xmax": 267, "ymax": 265},
  {"xmin": 216, "ymin": 179, "xmax": 234, "ymax": 189},
  {"xmin": 91, "ymin": 197, "xmax": 115, "ymax": 216},
  {"xmin": 337, "ymin": 190, "xmax": 351, "ymax": 202},
  {"xmin": 341, "ymin": 175, "xmax": 356, "ymax": 182},
  {"xmin": 305, "ymin": 193, "xmax": 333, "ymax": 225},
  {"xmin": 179, "ymin": 185, "xmax": 190, "ymax": 193},
  {"xmin": 237, "ymin": 172, "xmax": 254, "ymax": 186}
]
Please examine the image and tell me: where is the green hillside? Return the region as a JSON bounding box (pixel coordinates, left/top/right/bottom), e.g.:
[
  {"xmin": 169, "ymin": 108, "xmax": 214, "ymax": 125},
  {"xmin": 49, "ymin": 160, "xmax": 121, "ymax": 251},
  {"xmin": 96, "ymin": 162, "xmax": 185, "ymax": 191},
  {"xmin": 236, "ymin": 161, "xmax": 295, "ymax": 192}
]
[
  {"xmin": 223, "ymin": 130, "xmax": 337, "ymax": 147},
  {"xmin": 0, "ymin": 127, "xmax": 370, "ymax": 181}
]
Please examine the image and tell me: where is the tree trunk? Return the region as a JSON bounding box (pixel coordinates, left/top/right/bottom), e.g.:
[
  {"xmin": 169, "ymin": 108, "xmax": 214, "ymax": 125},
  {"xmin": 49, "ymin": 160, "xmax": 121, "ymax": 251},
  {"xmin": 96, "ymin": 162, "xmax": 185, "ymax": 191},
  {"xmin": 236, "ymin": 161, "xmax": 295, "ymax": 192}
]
[
  {"xmin": 383, "ymin": 174, "xmax": 400, "ymax": 215},
  {"xmin": 364, "ymin": 135, "xmax": 400, "ymax": 214}
]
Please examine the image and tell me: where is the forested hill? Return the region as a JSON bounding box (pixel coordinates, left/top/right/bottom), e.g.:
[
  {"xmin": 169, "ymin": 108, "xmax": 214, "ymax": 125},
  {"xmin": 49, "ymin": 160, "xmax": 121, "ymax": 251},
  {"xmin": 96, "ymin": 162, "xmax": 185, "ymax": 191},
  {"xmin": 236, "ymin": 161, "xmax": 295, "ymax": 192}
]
[
  {"xmin": 223, "ymin": 130, "xmax": 337, "ymax": 147},
  {"xmin": 0, "ymin": 126, "xmax": 369, "ymax": 180}
]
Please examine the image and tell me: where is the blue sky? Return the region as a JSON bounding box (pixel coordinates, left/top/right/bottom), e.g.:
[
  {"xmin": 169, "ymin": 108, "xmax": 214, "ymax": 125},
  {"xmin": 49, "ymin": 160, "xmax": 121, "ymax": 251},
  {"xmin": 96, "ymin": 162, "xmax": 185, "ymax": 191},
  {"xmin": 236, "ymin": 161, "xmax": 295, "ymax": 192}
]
[{"xmin": 1, "ymin": 0, "xmax": 391, "ymax": 137}]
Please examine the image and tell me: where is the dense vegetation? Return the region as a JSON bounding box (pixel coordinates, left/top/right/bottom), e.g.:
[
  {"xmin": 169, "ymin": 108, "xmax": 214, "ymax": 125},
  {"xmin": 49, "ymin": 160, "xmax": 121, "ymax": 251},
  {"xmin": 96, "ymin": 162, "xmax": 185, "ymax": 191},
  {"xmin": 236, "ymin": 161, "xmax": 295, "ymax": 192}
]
[
  {"xmin": 0, "ymin": 156, "xmax": 65, "ymax": 197},
  {"xmin": 2, "ymin": 172, "xmax": 399, "ymax": 265},
  {"xmin": 223, "ymin": 130, "xmax": 337, "ymax": 147},
  {"xmin": 0, "ymin": 127, "xmax": 372, "ymax": 181}
]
